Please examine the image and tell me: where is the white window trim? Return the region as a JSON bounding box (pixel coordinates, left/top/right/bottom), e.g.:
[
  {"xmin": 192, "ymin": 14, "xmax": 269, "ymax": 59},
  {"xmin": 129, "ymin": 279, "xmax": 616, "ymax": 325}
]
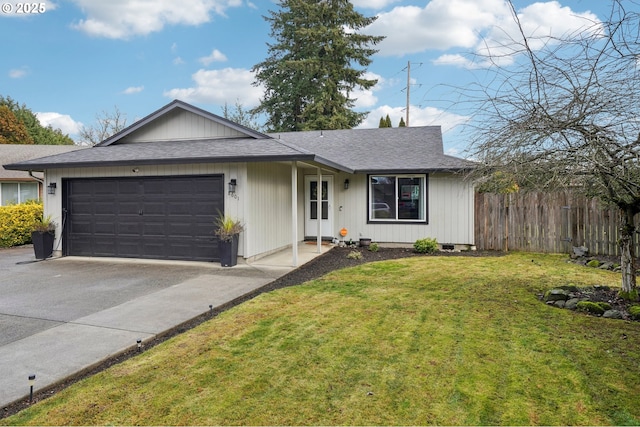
[{"xmin": 368, "ymin": 174, "xmax": 428, "ymax": 223}]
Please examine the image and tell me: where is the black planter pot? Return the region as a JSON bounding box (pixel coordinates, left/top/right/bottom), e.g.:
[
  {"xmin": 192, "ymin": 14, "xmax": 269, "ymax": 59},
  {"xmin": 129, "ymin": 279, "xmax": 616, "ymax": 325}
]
[
  {"xmin": 219, "ymin": 234, "xmax": 239, "ymax": 267},
  {"xmin": 32, "ymin": 231, "xmax": 55, "ymax": 260}
]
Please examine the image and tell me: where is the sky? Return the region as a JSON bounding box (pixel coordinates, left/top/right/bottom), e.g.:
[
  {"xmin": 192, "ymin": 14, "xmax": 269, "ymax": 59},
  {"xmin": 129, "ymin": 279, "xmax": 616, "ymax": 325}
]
[{"xmin": 1, "ymin": 0, "xmax": 609, "ymax": 154}]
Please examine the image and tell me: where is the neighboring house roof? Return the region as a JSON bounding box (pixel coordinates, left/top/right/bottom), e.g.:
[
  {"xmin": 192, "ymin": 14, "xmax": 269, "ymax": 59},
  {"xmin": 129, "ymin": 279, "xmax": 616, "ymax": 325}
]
[
  {"xmin": 0, "ymin": 144, "xmax": 85, "ymax": 180},
  {"xmin": 3, "ymin": 100, "xmax": 474, "ymax": 173}
]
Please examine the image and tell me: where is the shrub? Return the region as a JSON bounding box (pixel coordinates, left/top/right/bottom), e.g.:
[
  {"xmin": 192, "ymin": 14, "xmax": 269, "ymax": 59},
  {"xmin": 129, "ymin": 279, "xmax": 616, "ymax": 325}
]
[
  {"xmin": 576, "ymin": 301, "xmax": 611, "ymax": 315},
  {"xmin": 629, "ymin": 305, "xmax": 640, "ymax": 320},
  {"xmin": 618, "ymin": 289, "xmax": 639, "ymax": 302},
  {"xmin": 414, "ymin": 237, "xmax": 438, "ymax": 254},
  {"xmin": 0, "ymin": 202, "xmax": 43, "ymax": 247},
  {"xmin": 347, "ymin": 250, "xmax": 363, "ymax": 260},
  {"xmin": 368, "ymin": 242, "xmax": 379, "ymax": 252}
]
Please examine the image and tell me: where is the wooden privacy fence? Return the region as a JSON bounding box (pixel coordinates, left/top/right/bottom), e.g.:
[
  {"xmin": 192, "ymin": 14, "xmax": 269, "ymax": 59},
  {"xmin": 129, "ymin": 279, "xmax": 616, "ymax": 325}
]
[{"xmin": 475, "ymin": 191, "xmax": 640, "ymax": 256}]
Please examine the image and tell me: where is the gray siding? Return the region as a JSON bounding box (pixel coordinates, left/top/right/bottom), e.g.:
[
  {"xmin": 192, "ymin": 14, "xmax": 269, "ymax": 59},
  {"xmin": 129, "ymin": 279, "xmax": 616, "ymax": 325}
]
[
  {"xmin": 245, "ymin": 162, "xmax": 294, "ymax": 259},
  {"xmin": 122, "ymin": 109, "xmax": 245, "ymax": 143},
  {"xmin": 318, "ymin": 171, "xmax": 475, "ymax": 246}
]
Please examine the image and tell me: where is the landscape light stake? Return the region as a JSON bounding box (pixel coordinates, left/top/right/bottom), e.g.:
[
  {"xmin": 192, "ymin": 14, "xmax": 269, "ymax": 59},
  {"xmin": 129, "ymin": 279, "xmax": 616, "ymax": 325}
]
[
  {"xmin": 137, "ymin": 339, "xmax": 142, "ymax": 352},
  {"xmin": 209, "ymin": 304, "xmax": 213, "ymax": 315},
  {"xmin": 28, "ymin": 374, "xmax": 35, "ymax": 403}
]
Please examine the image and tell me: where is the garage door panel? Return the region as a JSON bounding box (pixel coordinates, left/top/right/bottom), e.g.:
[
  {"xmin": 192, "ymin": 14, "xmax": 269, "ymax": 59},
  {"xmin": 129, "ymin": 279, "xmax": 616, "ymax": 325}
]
[
  {"xmin": 95, "ymin": 220, "xmax": 117, "ymax": 235},
  {"xmin": 117, "ymin": 220, "xmax": 143, "ymax": 235},
  {"xmin": 64, "ymin": 175, "xmax": 223, "ymax": 261},
  {"xmin": 94, "ymin": 181, "xmax": 119, "ymax": 195},
  {"xmin": 92, "ymin": 238, "xmax": 118, "ymax": 255},
  {"xmin": 143, "ymin": 202, "xmax": 166, "ymax": 216},
  {"xmin": 117, "ymin": 181, "xmax": 140, "ymax": 194},
  {"xmin": 166, "ymin": 222, "xmax": 195, "ymax": 237},
  {"xmin": 93, "ymin": 201, "xmax": 119, "ymax": 215}
]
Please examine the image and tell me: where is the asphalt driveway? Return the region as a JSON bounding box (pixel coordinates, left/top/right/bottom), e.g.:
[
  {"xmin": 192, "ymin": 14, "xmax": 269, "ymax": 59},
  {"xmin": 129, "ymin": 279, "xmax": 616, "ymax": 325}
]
[{"xmin": 0, "ymin": 245, "xmax": 307, "ymax": 409}]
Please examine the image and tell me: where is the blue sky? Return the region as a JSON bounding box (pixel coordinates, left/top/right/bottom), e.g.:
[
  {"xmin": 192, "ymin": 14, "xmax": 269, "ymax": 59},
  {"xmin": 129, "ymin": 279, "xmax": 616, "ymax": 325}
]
[{"xmin": 1, "ymin": 0, "xmax": 608, "ymax": 154}]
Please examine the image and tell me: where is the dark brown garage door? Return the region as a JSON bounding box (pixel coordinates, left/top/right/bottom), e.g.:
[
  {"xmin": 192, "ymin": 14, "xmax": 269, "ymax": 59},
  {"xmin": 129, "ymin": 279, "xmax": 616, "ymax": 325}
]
[{"xmin": 62, "ymin": 175, "xmax": 224, "ymax": 261}]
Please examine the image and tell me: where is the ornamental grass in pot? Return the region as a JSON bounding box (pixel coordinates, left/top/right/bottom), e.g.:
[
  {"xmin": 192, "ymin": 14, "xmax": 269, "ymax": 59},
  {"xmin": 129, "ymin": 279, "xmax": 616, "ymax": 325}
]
[
  {"xmin": 31, "ymin": 214, "xmax": 56, "ymax": 260},
  {"xmin": 214, "ymin": 213, "xmax": 244, "ymax": 267}
]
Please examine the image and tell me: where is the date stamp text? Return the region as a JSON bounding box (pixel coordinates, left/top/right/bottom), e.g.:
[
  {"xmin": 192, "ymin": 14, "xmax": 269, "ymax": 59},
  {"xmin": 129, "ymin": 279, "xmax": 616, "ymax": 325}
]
[{"xmin": 2, "ymin": 3, "xmax": 47, "ymax": 14}]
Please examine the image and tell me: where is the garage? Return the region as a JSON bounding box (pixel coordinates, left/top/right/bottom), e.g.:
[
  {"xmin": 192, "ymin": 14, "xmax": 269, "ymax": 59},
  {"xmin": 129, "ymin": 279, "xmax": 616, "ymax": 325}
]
[{"xmin": 62, "ymin": 175, "xmax": 224, "ymax": 262}]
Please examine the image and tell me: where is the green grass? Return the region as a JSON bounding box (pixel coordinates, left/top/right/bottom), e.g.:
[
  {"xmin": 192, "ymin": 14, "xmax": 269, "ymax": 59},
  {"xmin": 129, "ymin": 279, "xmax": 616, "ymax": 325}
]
[{"xmin": 4, "ymin": 253, "xmax": 640, "ymax": 426}]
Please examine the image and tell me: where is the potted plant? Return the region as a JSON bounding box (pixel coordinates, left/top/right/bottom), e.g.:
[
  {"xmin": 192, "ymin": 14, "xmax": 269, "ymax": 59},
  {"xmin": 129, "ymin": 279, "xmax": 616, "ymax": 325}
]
[
  {"xmin": 31, "ymin": 214, "xmax": 56, "ymax": 260},
  {"xmin": 214, "ymin": 213, "xmax": 244, "ymax": 267}
]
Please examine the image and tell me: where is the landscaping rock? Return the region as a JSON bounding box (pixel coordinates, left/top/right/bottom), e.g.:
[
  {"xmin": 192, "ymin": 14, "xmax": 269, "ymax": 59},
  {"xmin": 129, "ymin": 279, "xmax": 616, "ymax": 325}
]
[
  {"xmin": 572, "ymin": 246, "xmax": 589, "ymax": 258},
  {"xmin": 599, "ymin": 262, "xmax": 615, "ymax": 270},
  {"xmin": 603, "ymin": 310, "xmax": 624, "ymax": 319},
  {"xmin": 544, "ymin": 289, "xmax": 570, "ymax": 302},
  {"xmin": 545, "ymin": 286, "xmax": 639, "ymax": 321},
  {"xmin": 587, "ymin": 259, "xmax": 601, "ymax": 268},
  {"xmin": 565, "ymin": 298, "xmax": 580, "ymax": 310},
  {"xmin": 557, "ymin": 284, "xmax": 580, "ymax": 293}
]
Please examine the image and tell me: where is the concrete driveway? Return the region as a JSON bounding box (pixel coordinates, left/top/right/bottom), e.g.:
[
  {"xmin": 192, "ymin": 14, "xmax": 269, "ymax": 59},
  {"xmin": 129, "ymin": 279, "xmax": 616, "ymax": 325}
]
[{"xmin": 0, "ymin": 245, "xmax": 326, "ymax": 409}]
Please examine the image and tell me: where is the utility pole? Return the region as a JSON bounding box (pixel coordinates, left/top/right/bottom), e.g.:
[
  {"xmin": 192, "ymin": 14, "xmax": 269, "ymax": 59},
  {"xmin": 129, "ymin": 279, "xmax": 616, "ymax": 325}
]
[{"xmin": 406, "ymin": 60, "xmax": 410, "ymax": 127}]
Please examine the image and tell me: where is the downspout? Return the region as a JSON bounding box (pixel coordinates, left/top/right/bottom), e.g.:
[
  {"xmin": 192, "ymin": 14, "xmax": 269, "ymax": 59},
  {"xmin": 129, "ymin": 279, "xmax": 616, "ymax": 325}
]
[
  {"xmin": 28, "ymin": 171, "xmax": 44, "ymax": 199},
  {"xmin": 28, "ymin": 170, "xmax": 44, "ymax": 183}
]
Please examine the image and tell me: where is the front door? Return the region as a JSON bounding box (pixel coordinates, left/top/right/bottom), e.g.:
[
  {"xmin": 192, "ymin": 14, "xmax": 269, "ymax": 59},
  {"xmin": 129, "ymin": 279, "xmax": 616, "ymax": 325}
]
[{"xmin": 305, "ymin": 175, "xmax": 333, "ymax": 239}]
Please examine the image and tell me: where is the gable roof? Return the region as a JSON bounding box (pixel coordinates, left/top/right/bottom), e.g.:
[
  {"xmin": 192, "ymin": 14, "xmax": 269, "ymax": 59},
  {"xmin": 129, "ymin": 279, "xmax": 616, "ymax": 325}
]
[
  {"xmin": 3, "ymin": 100, "xmax": 474, "ymax": 174},
  {"xmin": 98, "ymin": 99, "xmax": 270, "ymax": 146}
]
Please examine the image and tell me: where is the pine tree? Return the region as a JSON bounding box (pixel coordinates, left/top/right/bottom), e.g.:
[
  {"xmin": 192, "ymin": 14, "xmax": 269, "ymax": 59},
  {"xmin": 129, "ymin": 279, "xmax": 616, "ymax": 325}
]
[
  {"xmin": 399, "ymin": 117, "xmax": 406, "ymax": 127},
  {"xmin": 378, "ymin": 117, "xmax": 386, "ymax": 128},
  {"xmin": 385, "ymin": 114, "xmax": 392, "ymax": 128},
  {"xmin": 251, "ymin": 0, "xmax": 384, "ymax": 132}
]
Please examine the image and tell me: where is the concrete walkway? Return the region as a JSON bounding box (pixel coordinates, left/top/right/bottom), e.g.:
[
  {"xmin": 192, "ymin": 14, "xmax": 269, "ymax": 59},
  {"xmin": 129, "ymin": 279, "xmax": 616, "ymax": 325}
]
[{"xmin": 0, "ymin": 244, "xmax": 328, "ymax": 409}]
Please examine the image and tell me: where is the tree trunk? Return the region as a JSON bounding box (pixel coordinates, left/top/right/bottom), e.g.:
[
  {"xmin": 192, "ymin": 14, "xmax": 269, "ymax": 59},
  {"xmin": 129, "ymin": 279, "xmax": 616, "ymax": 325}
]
[{"xmin": 619, "ymin": 207, "xmax": 638, "ymax": 300}]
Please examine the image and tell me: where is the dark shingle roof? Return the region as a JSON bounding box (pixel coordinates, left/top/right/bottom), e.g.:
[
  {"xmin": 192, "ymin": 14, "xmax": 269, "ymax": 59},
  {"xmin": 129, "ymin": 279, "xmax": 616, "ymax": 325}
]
[
  {"xmin": 275, "ymin": 126, "xmax": 475, "ymax": 173},
  {"xmin": 3, "ymin": 101, "xmax": 474, "ymax": 173},
  {"xmin": 4, "ymin": 138, "xmax": 316, "ymax": 170}
]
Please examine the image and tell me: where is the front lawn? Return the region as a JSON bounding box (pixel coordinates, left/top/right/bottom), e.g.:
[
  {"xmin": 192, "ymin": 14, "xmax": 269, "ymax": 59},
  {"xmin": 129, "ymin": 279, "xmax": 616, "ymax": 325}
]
[{"xmin": 4, "ymin": 253, "xmax": 639, "ymax": 425}]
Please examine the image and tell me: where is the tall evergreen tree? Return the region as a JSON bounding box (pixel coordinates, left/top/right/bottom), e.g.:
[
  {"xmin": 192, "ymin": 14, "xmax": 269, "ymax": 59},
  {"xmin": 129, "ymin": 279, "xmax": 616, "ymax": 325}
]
[
  {"xmin": 385, "ymin": 114, "xmax": 392, "ymax": 128},
  {"xmin": 251, "ymin": 0, "xmax": 384, "ymax": 132},
  {"xmin": 378, "ymin": 116, "xmax": 386, "ymax": 128},
  {"xmin": 398, "ymin": 117, "xmax": 406, "ymax": 127}
]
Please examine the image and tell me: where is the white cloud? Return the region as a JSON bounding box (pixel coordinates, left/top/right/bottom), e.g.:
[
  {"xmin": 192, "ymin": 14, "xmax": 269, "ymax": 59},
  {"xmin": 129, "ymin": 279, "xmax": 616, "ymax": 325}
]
[
  {"xmin": 69, "ymin": 0, "xmax": 243, "ymax": 39},
  {"xmin": 351, "ymin": 71, "xmax": 383, "ymax": 109},
  {"xmin": 164, "ymin": 67, "xmax": 263, "ymax": 107},
  {"xmin": 368, "ymin": 0, "xmax": 602, "ymax": 62},
  {"xmin": 122, "ymin": 86, "xmax": 144, "ymax": 94},
  {"xmin": 8, "ymin": 67, "xmax": 29, "ymax": 78},
  {"xmin": 35, "ymin": 112, "xmax": 82, "ymax": 135},
  {"xmin": 358, "ymin": 105, "xmax": 468, "ymax": 132},
  {"xmin": 173, "ymin": 57, "xmax": 185, "ymax": 65},
  {"xmin": 199, "ymin": 49, "xmax": 228, "ymax": 66}
]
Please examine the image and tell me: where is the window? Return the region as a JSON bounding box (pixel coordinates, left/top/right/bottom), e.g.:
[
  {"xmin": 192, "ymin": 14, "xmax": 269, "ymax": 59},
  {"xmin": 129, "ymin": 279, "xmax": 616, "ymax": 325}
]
[
  {"xmin": 1, "ymin": 182, "xmax": 39, "ymax": 205},
  {"xmin": 368, "ymin": 174, "xmax": 427, "ymax": 222}
]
